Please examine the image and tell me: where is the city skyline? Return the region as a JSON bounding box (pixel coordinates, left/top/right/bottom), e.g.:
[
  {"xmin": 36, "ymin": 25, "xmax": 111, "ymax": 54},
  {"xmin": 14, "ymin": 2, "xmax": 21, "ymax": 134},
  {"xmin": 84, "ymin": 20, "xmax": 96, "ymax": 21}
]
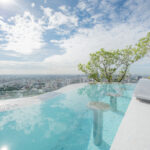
[{"xmin": 0, "ymin": 0, "xmax": 150, "ymax": 75}]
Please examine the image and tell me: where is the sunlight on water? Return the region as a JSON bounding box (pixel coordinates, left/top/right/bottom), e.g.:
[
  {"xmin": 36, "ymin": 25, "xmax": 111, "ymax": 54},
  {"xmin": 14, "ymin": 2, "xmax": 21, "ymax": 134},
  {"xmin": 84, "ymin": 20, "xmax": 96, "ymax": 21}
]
[{"xmin": 0, "ymin": 146, "xmax": 9, "ymax": 150}]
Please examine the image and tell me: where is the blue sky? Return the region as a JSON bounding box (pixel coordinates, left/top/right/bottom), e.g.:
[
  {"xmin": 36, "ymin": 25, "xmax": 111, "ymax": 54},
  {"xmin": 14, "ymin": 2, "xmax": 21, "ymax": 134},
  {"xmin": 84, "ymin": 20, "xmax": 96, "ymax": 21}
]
[{"xmin": 0, "ymin": 0, "xmax": 150, "ymax": 75}]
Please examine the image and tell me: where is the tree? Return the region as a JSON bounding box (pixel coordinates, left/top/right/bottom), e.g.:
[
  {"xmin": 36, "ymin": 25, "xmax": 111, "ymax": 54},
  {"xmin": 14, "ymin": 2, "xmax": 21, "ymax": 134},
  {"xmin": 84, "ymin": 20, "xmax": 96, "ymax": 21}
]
[
  {"xmin": 78, "ymin": 33, "xmax": 149, "ymax": 83},
  {"xmin": 136, "ymin": 32, "xmax": 150, "ymax": 56}
]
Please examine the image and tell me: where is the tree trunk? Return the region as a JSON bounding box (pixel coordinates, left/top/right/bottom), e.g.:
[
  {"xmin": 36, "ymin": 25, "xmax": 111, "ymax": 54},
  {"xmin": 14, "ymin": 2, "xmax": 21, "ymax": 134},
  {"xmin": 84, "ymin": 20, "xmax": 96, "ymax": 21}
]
[{"xmin": 118, "ymin": 65, "xmax": 129, "ymax": 82}]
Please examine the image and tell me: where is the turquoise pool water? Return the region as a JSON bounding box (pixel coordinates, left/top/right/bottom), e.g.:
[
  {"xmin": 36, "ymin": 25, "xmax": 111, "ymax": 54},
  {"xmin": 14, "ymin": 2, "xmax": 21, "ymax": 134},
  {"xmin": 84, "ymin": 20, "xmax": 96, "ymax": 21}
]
[{"xmin": 0, "ymin": 83, "xmax": 135, "ymax": 150}]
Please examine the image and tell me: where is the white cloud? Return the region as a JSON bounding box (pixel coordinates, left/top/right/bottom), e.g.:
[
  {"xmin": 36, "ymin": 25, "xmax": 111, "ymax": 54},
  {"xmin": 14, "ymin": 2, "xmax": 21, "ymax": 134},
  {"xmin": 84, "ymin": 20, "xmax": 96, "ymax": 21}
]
[
  {"xmin": 0, "ymin": 0, "xmax": 150, "ymax": 75},
  {"xmin": 77, "ymin": 1, "xmax": 87, "ymax": 10},
  {"xmin": 77, "ymin": 0, "xmax": 98, "ymax": 14},
  {"xmin": 0, "ymin": 11, "xmax": 45, "ymax": 55},
  {"xmin": 124, "ymin": 0, "xmax": 150, "ymax": 24},
  {"xmin": 0, "ymin": 61, "xmax": 47, "ymax": 74},
  {"xmin": 44, "ymin": 23, "xmax": 150, "ymax": 74},
  {"xmin": 31, "ymin": 2, "xmax": 35, "ymax": 8},
  {"xmin": 0, "ymin": 60, "xmax": 75, "ymax": 74},
  {"xmin": 0, "ymin": 0, "xmax": 16, "ymax": 7},
  {"xmin": 99, "ymin": 0, "xmax": 117, "ymax": 20},
  {"xmin": 0, "ymin": 22, "xmax": 149, "ymax": 75},
  {"xmin": 41, "ymin": 6, "xmax": 78, "ymax": 29},
  {"xmin": 55, "ymin": 28, "xmax": 71, "ymax": 35},
  {"xmin": 0, "ymin": 16, "xmax": 3, "ymax": 20},
  {"xmin": 0, "ymin": 6, "xmax": 78, "ymax": 56},
  {"xmin": 59, "ymin": 5, "xmax": 68, "ymax": 12}
]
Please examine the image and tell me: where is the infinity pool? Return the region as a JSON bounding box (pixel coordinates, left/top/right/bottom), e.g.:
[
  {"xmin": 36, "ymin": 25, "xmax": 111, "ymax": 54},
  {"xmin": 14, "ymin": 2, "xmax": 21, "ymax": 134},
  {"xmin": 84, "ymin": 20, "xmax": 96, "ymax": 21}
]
[{"xmin": 0, "ymin": 83, "xmax": 135, "ymax": 150}]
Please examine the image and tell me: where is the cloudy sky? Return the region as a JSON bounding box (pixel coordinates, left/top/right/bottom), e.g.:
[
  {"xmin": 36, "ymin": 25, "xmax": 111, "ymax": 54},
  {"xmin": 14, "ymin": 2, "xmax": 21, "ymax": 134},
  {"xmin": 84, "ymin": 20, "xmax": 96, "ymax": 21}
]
[{"xmin": 0, "ymin": 0, "xmax": 150, "ymax": 75}]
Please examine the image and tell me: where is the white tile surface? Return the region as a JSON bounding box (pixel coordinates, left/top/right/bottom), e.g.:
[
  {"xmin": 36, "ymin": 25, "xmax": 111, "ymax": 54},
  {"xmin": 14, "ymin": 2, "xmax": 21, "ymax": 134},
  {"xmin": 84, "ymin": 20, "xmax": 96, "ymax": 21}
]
[{"xmin": 111, "ymin": 97, "xmax": 150, "ymax": 150}]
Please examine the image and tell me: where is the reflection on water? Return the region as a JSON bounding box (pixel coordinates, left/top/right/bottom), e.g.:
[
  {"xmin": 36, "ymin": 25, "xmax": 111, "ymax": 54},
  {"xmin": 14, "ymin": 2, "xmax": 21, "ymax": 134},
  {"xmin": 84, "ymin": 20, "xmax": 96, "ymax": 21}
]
[
  {"xmin": 78, "ymin": 83, "xmax": 128, "ymax": 100},
  {"xmin": 93, "ymin": 110, "xmax": 103, "ymax": 146},
  {"xmin": 78, "ymin": 83, "xmax": 129, "ymax": 114},
  {"xmin": 0, "ymin": 145, "xmax": 9, "ymax": 150},
  {"xmin": 0, "ymin": 93, "xmax": 92, "ymax": 150},
  {"xmin": 0, "ymin": 104, "xmax": 42, "ymax": 134},
  {"xmin": 88, "ymin": 102, "xmax": 110, "ymax": 146},
  {"xmin": 78, "ymin": 83, "xmax": 133, "ymax": 149},
  {"xmin": 110, "ymin": 96, "xmax": 117, "ymax": 112}
]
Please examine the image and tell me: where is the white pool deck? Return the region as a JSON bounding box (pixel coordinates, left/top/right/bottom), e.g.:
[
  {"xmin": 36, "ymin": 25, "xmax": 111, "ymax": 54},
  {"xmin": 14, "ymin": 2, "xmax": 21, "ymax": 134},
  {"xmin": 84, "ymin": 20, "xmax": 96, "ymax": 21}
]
[{"xmin": 111, "ymin": 96, "xmax": 150, "ymax": 150}]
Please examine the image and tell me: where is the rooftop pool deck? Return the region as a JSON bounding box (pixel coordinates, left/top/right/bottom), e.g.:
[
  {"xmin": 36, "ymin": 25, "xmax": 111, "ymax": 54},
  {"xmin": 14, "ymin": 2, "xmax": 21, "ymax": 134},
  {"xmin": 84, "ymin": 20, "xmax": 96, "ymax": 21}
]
[
  {"xmin": 110, "ymin": 96, "xmax": 150, "ymax": 150},
  {"xmin": 0, "ymin": 82, "xmax": 144, "ymax": 150}
]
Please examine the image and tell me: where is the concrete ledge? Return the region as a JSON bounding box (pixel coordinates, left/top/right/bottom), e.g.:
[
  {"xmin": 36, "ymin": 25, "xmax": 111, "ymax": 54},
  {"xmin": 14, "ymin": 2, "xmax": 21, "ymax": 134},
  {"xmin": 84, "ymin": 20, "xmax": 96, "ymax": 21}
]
[{"xmin": 111, "ymin": 96, "xmax": 150, "ymax": 150}]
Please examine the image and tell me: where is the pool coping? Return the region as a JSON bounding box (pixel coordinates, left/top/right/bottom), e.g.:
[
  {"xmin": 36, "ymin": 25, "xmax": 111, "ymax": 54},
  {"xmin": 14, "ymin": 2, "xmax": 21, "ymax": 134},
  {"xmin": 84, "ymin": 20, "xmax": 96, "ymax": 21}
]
[
  {"xmin": 0, "ymin": 83, "xmax": 88, "ymax": 112},
  {"xmin": 110, "ymin": 96, "xmax": 150, "ymax": 150}
]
